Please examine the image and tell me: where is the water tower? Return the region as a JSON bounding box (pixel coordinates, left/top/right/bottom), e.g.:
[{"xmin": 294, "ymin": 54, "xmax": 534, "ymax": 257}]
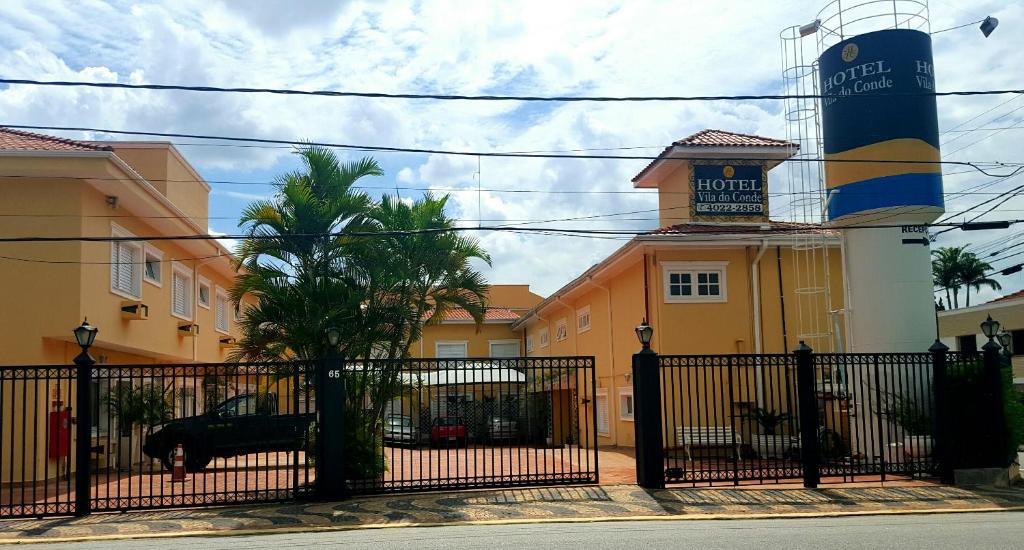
[{"xmin": 783, "ymin": 0, "xmax": 941, "ymax": 353}]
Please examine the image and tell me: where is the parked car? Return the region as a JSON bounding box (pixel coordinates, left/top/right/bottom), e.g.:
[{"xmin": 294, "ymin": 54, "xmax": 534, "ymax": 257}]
[
  {"xmin": 488, "ymin": 416, "xmax": 518, "ymax": 442},
  {"xmin": 431, "ymin": 416, "xmax": 468, "ymax": 447},
  {"xmin": 383, "ymin": 415, "xmax": 419, "ymax": 446},
  {"xmin": 142, "ymin": 392, "xmax": 313, "ymax": 472}
]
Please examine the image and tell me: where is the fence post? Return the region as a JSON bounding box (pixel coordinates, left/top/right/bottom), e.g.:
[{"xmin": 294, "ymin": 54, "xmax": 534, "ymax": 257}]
[
  {"xmin": 318, "ymin": 352, "xmax": 347, "ymax": 500},
  {"xmin": 73, "ymin": 352, "xmax": 94, "ymax": 516},
  {"xmin": 982, "ymin": 339, "xmax": 1008, "ymax": 467},
  {"xmin": 632, "ymin": 348, "xmax": 664, "ymax": 489},
  {"xmin": 794, "ymin": 341, "xmax": 820, "ymax": 489},
  {"xmin": 929, "ymin": 340, "xmax": 954, "ymax": 484}
]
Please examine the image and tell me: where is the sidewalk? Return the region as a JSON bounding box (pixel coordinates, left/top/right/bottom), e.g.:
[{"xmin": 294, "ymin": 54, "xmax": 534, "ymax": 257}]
[{"xmin": 2, "ymin": 483, "xmax": 1023, "ymax": 544}]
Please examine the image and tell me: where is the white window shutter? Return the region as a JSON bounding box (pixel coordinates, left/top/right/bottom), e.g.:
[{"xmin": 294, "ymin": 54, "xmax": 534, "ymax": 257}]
[
  {"xmin": 216, "ymin": 295, "xmax": 228, "ymax": 331},
  {"xmin": 597, "ymin": 395, "xmax": 609, "ymax": 434}
]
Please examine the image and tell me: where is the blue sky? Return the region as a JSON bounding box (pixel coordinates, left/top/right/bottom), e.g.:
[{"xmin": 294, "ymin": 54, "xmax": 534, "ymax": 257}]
[{"xmin": 1, "ymin": 0, "xmax": 1022, "ymax": 300}]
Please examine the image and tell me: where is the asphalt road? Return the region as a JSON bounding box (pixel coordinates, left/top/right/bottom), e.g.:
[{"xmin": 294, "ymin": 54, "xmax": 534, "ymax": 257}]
[{"xmin": 31, "ymin": 512, "xmax": 1024, "ymax": 549}]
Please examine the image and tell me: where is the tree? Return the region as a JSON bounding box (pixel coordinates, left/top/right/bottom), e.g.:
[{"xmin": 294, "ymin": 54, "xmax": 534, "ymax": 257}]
[
  {"xmin": 932, "ymin": 246, "xmax": 968, "ymax": 308},
  {"xmin": 959, "ymin": 254, "xmax": 1001, "ymax": 307}
]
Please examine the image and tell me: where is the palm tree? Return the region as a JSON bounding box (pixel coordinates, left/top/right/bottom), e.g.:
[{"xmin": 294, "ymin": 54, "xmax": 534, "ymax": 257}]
[
  {"xmin": 932, "ymin": 246, "xmax": 968, "ymax": 308},
  {"xmin": 960, "ymin": 254, "xmax": 1001, "ymax": 307}
]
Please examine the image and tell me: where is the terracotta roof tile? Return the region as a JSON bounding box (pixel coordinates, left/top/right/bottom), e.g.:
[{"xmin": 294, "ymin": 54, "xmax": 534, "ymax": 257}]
[
  {"xmin": 0, "ymin": 127, "xmax": 112, "ymax": 152},
  {"xmin": 987, "ymin": 290, "xmax": 1024, "ymax": 305},
  {"xmin": 433, "ymin": 307, "xmax": 522, "ymax": 322},
  {"xmin": 632, "ymin": 129, "xmax": 797, "ymax": 184}
]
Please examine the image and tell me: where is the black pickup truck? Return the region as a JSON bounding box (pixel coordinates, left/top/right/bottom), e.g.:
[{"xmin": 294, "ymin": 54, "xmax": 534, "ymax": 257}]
[{"xmin": 142, "ymin": 392, "xmax": 314, "ymax": 472}]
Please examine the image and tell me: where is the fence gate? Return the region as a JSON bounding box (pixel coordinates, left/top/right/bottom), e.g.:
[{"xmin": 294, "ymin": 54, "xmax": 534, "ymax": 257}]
[
  {"xmin": 651, "ymin": 348, "xmax": 985, "ymax": 486},
  {"xmin": 1, "ymin": 361, "xmax": 315, "ymax": 519},
  {"xmin": 334, "ymin": 357, "xmax": 598, "ymax": 494}
]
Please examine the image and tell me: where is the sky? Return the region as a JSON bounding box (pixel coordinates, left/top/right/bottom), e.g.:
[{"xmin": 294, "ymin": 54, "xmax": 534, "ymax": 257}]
[{"xmin": 0, "ymin": 0, "xmax": 1022, "ymax": 304}]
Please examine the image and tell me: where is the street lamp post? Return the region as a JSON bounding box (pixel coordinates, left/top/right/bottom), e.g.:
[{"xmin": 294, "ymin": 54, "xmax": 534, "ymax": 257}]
[
  {"xmin": 632, "ymin": 319, "xmax": 663, "ymax": 489},
  {"xmin": 72, "ymin": 318, "xmax": 97, "ymax": 516},
  {"xmin": 979, "ymin": 315, "xmax": 1008, "ymax": 467}
]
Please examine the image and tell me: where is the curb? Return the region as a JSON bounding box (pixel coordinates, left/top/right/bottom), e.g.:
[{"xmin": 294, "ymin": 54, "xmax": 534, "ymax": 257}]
[{"xmin": 3, "ymin": 504, "xmax": 1023, "ymax": 545}]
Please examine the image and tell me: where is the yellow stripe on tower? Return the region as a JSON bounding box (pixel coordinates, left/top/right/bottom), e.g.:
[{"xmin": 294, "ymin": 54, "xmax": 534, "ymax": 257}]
[{"xmin": 823, "ymin": 138, "xmax": 941, "ymax": 190}]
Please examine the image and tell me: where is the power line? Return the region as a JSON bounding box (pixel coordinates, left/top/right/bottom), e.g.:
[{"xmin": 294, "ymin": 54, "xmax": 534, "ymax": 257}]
[
  {"xmin": 1, "ymin": 78, "xmax": 1021, "ymax": 102},
  {"xmin": 4, "ymin": 125, "xmax": 1024, "ymax": 175}
]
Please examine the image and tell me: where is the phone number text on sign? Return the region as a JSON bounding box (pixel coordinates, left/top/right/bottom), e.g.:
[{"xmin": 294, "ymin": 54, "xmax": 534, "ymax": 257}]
[{"xmin": 695, "ymin": 203, "xmax": 765, "ymax": 214}]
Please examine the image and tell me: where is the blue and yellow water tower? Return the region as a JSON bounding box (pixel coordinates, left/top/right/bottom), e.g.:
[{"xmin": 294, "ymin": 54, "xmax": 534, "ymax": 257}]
[{"xmin": 818, "ymin": 27, "xmax": 943, "ymax": 352}]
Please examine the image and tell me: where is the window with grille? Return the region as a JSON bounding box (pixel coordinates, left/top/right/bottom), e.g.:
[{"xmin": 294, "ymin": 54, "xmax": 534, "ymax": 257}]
[
  {"xmin": 577, "ymin": 305, "xmax": 591, "ymax": 333},
  {"xmin": 110, "ymin": 226, "xmax": 142, "ymax": 299},
  {"xmin": 215, "ymin": 289, "xmax": 230, "ymax": 333},
  {"xmin": 662, "ymin": 261, "xmax": 728, "ymax": 303},
  {"xmin": 171, "ymin": 264, "xmax": 193, "ymax": 319},
  {"xmin": 618, "ymin": 387, "xmax": 634, "ymax": 421},
  {"xmin": 555, "ymin": 318, "xmax": 567, "ymax": 341}
]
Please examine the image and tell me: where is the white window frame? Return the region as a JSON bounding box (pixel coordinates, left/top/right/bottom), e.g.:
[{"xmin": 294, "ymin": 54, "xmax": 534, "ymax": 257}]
[
  {"xmin": 488, "ymin": 339, "xmax": 520, "ymax": 358},
  {"xmin": 143, "ymin": 245, "xmax": 163, "ymax": 287},
  {"xmin": 555, "ymin": 318, "xmax": 568, "ymax": 342},
  {"xmin": 170, "ymin": 262, "xmax": 194, "ymax": 321},
  {"xmin": 576, "ymin": 305, "xmax": 592, "ymax": 333},
  {"xmin": 662, "ymin": 261, "xmax": 728, "ymax": 304},
  {"xmin": 197, "ymin": 277, "xmax": 212, "ymax": 310},
  {"xmin": 526, "ymin": 335, "xmax": 535, "ymax": 353},
  {"xmin": 435, "ymin": 340, "xmax": 468, "ymax": 359},
  {"xmin": 618, "ymin": 386, "xmax": 634, "ymax": 422},
  {"xmin": 214, "ymin": 287, "xmax": 230, "ymax": 334},
  {"xmin": 596, "ymin": 388, "xmax": 610, "ymax": 436},
  {"xmin": 539, "ymin": 328, "xmax": 550, "ymax": 348},
  {"xmin": 110, "ymin": 224, "xmax": 143, "ymax": 300}
]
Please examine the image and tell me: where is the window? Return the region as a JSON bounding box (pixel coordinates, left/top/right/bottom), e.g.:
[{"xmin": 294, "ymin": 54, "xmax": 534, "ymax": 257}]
[
  {"xmin": 957, "ymin": 334, "xmax": 978, "ymax": 354},
  {"xmin": 198, "ymin": 277, "xmax": 211, "ymax": 309},
  {"xmin": 555, "ymin": 318, "xmax": 568, "ymax": 342},
  {"xmin": 539, "ymin": 328, "xmax": 550, "ymax": 348},
  {"xmin": 1011, "ymin": 330, "xmax": 1024, "ymax": 356},
  {"xmin": 489, "ymin": 340, "xmax": 519, "ymax": 358},
  {"xmin": 577, "ymin": 305, "xmax": 591, "ymax": 333},
  {"xmin": 143, "ymin": 246, "xmax": 163, "ymax": 286},
  {"xmin": 110, "ymin": 225, "xmax": 142, "ymax": 299},
  {"xmin": 436, "ymin": 341, "xmax": 468, "ymax": 358},
  {"xmin": 662, "ymin": 261, "xmax": 728, "ymax": 303},
  {"xmin": 233, "ymin": 302, "xmax": 242, "ymax": 321},
  {"xmin": 596, "ymin": 389, "xmax": 609, "ymax": 435},
  {"xmin": 526, "ymin": 335, "xmax": 535, "ymax": 353},
  {"xmin": 171, "ymin": 263, "xmax": 193, "ymax": 320},
  {"xmin": 215, "ymin": 288, "xmax": 230, "ymax": 333},
  {"xmin": 618, "ymin": 387, "xmax": 634, "ymax": 421}
]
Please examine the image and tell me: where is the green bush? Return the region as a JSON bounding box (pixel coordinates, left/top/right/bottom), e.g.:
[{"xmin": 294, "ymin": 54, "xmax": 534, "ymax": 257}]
[{"xmin": 946, "ymin": 358, "xmax": 1023, "ymax": 466}]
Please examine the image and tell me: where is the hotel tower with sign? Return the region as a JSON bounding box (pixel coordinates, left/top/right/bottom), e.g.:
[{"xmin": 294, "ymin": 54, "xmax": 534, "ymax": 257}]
[{"xmin": 511, "ymin": 129, "xmax": 846, "ymax": 448}]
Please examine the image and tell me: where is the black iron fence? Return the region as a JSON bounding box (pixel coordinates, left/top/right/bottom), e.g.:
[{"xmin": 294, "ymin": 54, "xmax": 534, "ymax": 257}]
[
  {"xmin": 0, "ymin": 361, "xmax": 315, "ymax": 518},
  {"xmin": 633, "ymin": 342, "xmax": 1011, "ymax": 488},
  {"xmin": 1, "ymin": 356, "xmax": 597, "ymax": 518},
  {"xmin": 337, "ymin": 357, "xmax": 598, "ymax": 494}
]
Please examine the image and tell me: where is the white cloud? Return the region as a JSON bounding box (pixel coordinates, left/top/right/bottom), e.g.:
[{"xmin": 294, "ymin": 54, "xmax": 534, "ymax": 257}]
[{"xmin": 0, "ymin": 0, "xmax": 1021, "ymax": 299}]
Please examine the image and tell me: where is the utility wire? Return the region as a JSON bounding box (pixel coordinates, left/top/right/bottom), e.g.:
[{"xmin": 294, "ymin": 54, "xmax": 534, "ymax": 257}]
[
  {"xmin": 4, "ymin": 125, "xmax": 1024, "ymax": 176},
  {"xmin": 1, "ymin": 78, "xmax": 1021, "ymax": 102}
]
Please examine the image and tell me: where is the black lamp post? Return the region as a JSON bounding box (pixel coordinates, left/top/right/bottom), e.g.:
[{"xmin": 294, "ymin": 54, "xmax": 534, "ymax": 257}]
[
  {"xmin": 319, "ymin": 325, "xmax": 345, "ymax": 499},
  {"xmin": 72, "ymin": 318, "xmax": 98, "ymax": 366},
  {"xmin": 998, "ymin": 331, "xmax": 1013, "ymax": 358},
  {"xmin": 635, "ymin": 320, "xmax": 654, "ymax": 353},
  {"xmin": 981, "ymin": 314, "xmax": 1002, "ymax": 352},
  {"xmin": 71, "ymin": 318, "xmax": 97, "ymax": 516}
]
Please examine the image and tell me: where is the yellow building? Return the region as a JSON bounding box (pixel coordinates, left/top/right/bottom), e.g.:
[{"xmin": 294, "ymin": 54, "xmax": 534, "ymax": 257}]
[
  {"xmin": 0, "ymin": 128, "xmax": 248, "ymax": 481},
  {"xmin": 512, "ymin": 130, "xmax": 845, "ymax": 448},
  {"xmin": 410, "ymin": 284, "xmax": 543, "ymax": 359},
  {"xmin": 0, "ymin": 129, "xmax": 246, "ymax": 365}
]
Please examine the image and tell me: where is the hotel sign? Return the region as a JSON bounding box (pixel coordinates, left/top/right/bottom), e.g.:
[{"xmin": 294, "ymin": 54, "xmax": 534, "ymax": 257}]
[{"xmin": 690, "ymin": 161, "xmax": 768, "ymax": 220}]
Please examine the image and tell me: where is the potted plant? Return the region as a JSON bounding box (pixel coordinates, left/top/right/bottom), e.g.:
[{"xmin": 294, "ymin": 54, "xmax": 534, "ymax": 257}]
[
  {"xmin": 884, "ymin": 395, "xmax": 932, "ymax": 458},
  {"xmin": 104, "ymin": 383, "xmax": 173, "ymax": 471},
  {"xmin": 748, "ymin": 408, "xmax": 792, "ymax": 458}
]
